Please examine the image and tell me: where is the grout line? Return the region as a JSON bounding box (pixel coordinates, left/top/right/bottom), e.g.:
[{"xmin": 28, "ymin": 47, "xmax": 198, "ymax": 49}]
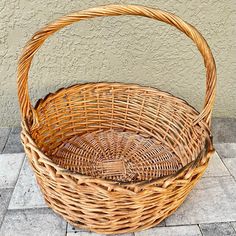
[
  {"xmin": 166, "ymin": 222, "xmax": 201, "ymax": 227},
  {"xmin": 198, "ymin": 224, "xmax": 204, "ymax": 236},
  {"xmin": 230, "ymin": 222, "xmax": 236, "ymax": 234},
  {"xmin": 7, "ymin": 205, "xmax": 49, "ymax": 211},
  {"xmin": 215, "ymin": 142, "xmax": 236, "ymax": 145},
  {"xmin": 65, "ymin": 222, "xmax": 68, "ymax": 235},
  {"xmin": 166, "ymin": 221, "xmax": 236, "ymax": 228},
  {"xmin": 200, "ymin": 175, "xmax": 231, "ymax": 179},
  {"xmin": 163, "ymin": 219, "xmax": 166, "ymax": 227},
  {"xmin": 0, "ymin": 187, "xmax": 17, "ymax": 190},
  {"xmin": 219, "ymin": 154, "xmax": 236, "ymax": 182},
  {"xmin": 5, "ymin": 207, "xmax": 52, "ymax": 213},
  {"xmin": 1, "ymin": 128, "xmax": 11, "ymax": 154}
]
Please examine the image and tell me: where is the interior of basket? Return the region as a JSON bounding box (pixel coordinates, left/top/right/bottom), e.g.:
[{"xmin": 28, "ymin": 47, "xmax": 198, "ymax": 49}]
[{"xmin": 31, "ymin": 83, "xmax": 210, "ymax": 182}]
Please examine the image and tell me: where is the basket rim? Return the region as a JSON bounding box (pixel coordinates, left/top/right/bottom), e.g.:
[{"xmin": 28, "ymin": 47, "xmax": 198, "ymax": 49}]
[
  {"xmin": 22, "ymin": 82, "xmax": 214, "ymax": 188},
  {"xmin": 34, "ymin": 82, "xmax": 207, "ymax": 120}
]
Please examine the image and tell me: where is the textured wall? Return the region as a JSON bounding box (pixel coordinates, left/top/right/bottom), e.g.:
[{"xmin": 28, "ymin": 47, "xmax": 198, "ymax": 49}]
[{"xmin": 0, "ymin": 0, "xmax": 236, "ymax": 126}]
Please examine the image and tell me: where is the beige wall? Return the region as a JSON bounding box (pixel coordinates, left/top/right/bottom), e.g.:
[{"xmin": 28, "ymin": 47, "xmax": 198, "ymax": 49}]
[{"xmin": 0, "ymin": 0, "xmax": 235, "ymax": 126}]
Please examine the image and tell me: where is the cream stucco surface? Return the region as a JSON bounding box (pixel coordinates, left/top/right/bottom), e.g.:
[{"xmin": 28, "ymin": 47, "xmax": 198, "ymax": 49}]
[{"xmin": 0, "ymin": 0, "xmax": 235, "ymax": 126}]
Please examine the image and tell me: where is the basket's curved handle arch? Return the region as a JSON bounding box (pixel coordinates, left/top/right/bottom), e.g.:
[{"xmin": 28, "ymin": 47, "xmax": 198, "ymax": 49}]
[{"xmin": 18, "ymin": 4, "xmax": 216, "ymax": 127}]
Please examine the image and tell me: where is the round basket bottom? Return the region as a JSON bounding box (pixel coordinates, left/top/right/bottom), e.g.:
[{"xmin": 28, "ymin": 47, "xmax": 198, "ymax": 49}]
[{"xmin": 52, "ymin": 129, "xmax": 182, "ymax": 182}]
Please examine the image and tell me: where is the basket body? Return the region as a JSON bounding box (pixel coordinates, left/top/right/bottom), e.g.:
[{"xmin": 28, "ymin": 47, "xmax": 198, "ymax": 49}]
[
  {"xmin": 17, "ymin": 4, "xmax": 216, "ymax": 235},
  {"xmin": 21, "ymin": 83, "xmax": 213, "ymax": 234}
]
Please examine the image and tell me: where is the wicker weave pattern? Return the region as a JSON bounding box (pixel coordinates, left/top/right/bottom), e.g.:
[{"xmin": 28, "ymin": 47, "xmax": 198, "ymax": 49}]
[
  {"xmin": 53, "ymin": 129, "xmax": 182, "ymax": 182},
  {"xmin": 17, "ymin": 5, "xmax": 216, "ymax": 234},
  {"xmin": 33, "ymin": 83, "xmax": 209, "ymax": 181}
]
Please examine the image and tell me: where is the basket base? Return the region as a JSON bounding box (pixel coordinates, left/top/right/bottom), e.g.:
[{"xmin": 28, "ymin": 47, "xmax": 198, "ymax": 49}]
[{"xmin": 52, "ymin": 129, "xmax": 182, "ymax": 182}]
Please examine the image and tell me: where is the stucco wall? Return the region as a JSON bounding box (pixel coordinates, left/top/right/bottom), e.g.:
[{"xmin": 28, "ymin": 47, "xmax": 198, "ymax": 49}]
[{"xmin": 0, "ymin": 0, "xmax": 235, "ymax": 126}]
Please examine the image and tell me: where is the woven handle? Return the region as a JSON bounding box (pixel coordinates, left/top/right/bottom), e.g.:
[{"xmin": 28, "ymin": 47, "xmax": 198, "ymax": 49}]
[{"xmin": 18, "ymin": 4, "xmax": 216, "ymax": 127}]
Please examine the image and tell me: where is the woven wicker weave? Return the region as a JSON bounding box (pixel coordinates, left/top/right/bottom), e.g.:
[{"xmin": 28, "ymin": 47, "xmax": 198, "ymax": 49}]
[{"xmin": 18, "ymin": 5, "xmax": 216, "ymax": 235}]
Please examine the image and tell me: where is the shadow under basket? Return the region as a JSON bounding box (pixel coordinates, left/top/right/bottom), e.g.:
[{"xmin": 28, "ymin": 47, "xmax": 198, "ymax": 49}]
[{"xmin": 18, "ymin": 5, "xmax": 216, "ymax": 235}]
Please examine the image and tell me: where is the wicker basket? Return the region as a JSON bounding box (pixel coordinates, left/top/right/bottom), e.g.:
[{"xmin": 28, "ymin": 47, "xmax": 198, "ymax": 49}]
[{"xmin": 18, "ymin": 5, "xmax": 216, "ymax": 235}]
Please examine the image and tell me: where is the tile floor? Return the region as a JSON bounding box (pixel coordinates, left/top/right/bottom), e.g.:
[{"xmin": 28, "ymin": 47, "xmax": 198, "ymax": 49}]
[{"xmin": 0, "ymin": 118, "xmax": 236, "ymax": 235}]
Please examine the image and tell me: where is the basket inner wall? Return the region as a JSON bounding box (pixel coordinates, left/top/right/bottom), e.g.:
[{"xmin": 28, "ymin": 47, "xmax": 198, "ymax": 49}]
[{"xmin": 31, "ymin": 83, "xmax": 208, "ymax": 182}]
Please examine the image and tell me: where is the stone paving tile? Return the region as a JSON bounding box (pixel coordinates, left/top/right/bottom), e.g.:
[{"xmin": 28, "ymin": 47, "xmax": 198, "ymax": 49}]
[
  {"xmin": 3, "ymin": 127, "xmax": 24, "ymax": 153},
  {"xmin": 215, "ymin": 143, "xmax": 236, "ymax": 159},
  {"xmin": 0, "ymin": 189, "xmax": 12, "ymax": 226},
  {"xmin": 135, "ymin": 225, "xmax": 202, "ymax": 236},
  {"xmin": 212, "ymin": 118, "xmax": 236, "ymax": 143},
  {"xmin": 223, "ymin": 158, "xmax": 236, "ymax": 179},
  {"xmin": 0, "ymin": 128, "xmax": 10, "ymax": 153},
  {"xmin": 8, "ymin": 158, "xmax": 47, "ymax": 209},
  {"xmin": 199, "ymin": 222, "xmax": 236, "ymax": 236},
  {"xmin": 166, "ymin": 176, "xmax": 236, "ymax": 225},
  {"xmin": 203, "ymin": 152, "xmax": 230, "ymax": 177},
  {"xmin": 0, "ymin": 208, "xmax": 67, "ymax": 236},
  {"xmin": 0, "ymin": 153, "xmax": 24, "ymax": 188}
]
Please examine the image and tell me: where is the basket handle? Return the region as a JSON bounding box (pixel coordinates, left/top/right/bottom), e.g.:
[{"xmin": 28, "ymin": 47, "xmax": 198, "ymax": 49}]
[{"xmin": 18, "ymin": 4, "xmax": 216, "ymax": 127}]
